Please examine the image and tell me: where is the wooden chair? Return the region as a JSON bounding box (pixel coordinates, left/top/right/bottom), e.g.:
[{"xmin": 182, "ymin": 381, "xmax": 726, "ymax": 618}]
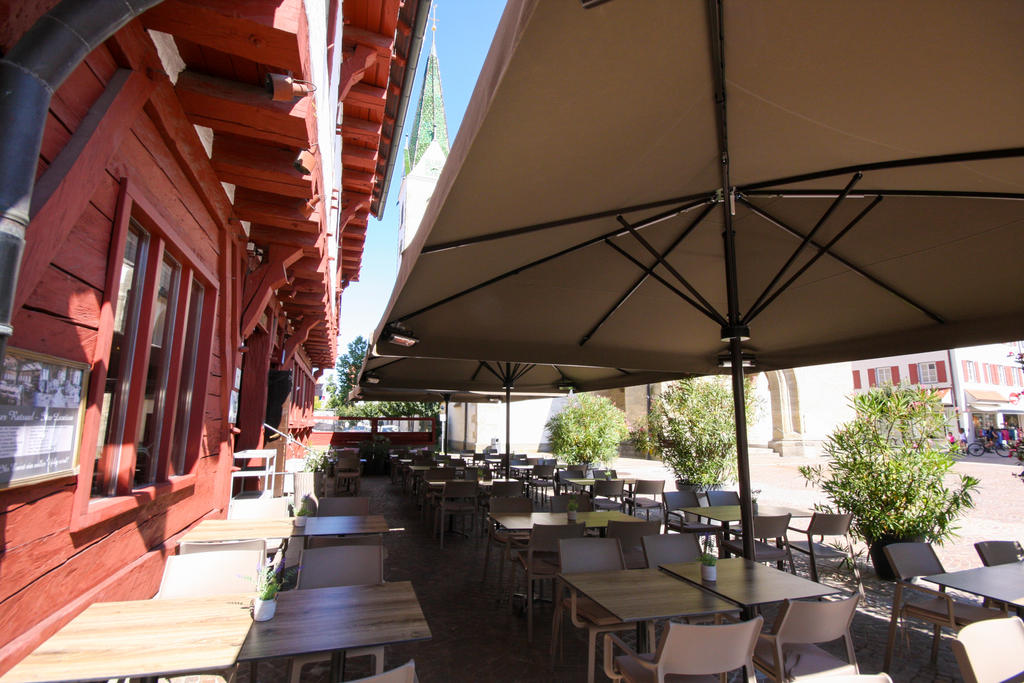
[
  {"xmin": 789, "ymin": 512, "xmax": 863, "ymax": 596},
  {"xmin": 316, "ymin": 496, "xmax": 371, "ymax": 516},
  {"xmin": 514, "ymin": 522, "xmax": 585, "ymax": 641},
  {"xmin": 552, "ymin": 537, "xmax": 650, "ymax": 683},
  {"xmin": 752, "ymin": 595, "xmax": 860, "ymax": 681},
  {"xmin": 603, "ymin": 617, "xmax": 763, "ymax": 683},
  {"xmin": 722, "ymin": 514, "xmax": 796, "ymax": 573},
  {"xmin": 951, "ymin": 616, "xmax": 1024, "ymax": 683},
  {"xmin": 490, "ymin": 480, "xmax": 525, "ymax": 497},
  {"xmin": 483, "ymin": 497, "xmax": 533, "ymax": 585},
  {"xmin": 624, "ymin": 479, "xmax": 665, "ymax": 520},
  {"xmin": 883, "ymin": 542, "xmax": 1004, "ymax": 671},
  {"xmin": 155, "ymin": 550, "xmax": 264, "ymax": 599},
  {"xmin": 434, "ymin": 480, "xmax": 478, "ymax": 548},
  {"xmin": 592, "ymin": 479, "xmax": 626, "ymax": 511},
  {"xmin": 555, "ymin": 465, "xmax": 586, "ymax": 495},
  {"xmin": 642, "ymin": 533, "xmax": 701, "ymax": 568},
  {"xmin": 333, "ymin": 451, "xmax": 362, "ymax": 495},
  {"xmin": 606, "ymin": 520, "xmax": 661, "ymax": 570},
  {"xmin": 528, "ymin": 464, "xmax": 556, "ymax": 503},
  {"xmin": 663, "ymin": 490, "xmax": 720, "ymax": 536}
]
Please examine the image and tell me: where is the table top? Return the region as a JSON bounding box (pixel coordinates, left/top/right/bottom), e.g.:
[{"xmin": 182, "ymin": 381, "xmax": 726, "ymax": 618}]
[
  {"xmin": 924, "ymin": 561, "xmax": 1024, "ymax": 607},
  {"xmin": 559, "ymin": 568, "xmax": 736, "ymax": 622},
  {"xmin": 238, "ymin": 582, "xmax": 431, "ymax": 661},
  {"xmin": 565, "ymin": 477, "xmax": 636, "ymax": 487},
  {"xmin": 181, "ymin": 518, "xmax": 297, "ymax": 543},
  {"xmin": 408, "ymin": 465, "xmax": 433, "ymax": 472},
  {"xmin": 489, "ymin": 510, "xmax": 642, "ymax": 530},
  {"xmin": 679, "ymin": 504, "xmax": 811, "ymax": 524},
  {"xmin": 0, "ymin": 595, "xmax": 254, "ymax": 683},
  {"xmin": 300, "ymin": 515, "xmax": 389, "ymax": 537},
  {"xmin": 660, "ymin": 558, "xmax": 841, "ymax": 607}
]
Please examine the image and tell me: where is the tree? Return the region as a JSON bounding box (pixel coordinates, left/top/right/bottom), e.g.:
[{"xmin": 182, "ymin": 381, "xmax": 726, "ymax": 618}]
[
  {"xmin": 545, "ymin": 393, "xmax": 629, "ymax": 465},
  {"xmin": 323, "ymin": 336, "xmax": 439, "ymax": 418}
]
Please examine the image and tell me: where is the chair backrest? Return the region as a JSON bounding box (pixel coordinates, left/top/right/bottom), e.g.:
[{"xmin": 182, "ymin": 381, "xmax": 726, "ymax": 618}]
[
  {"xmin": 633, "ymin": 479, "xmax": 665, "ymax": 496},
  {"xmin": 442, "ymin": 480, "xmax": 478, "ymax": 499},
  {"xmin": 529, "ymin": 522, "xmax": 585, "ymax": 553},
  {"xmin": 352, "ymin": 659, "xmax": 418, "ymax": 683},
  {"xmin": 426, "ymin": 467, "xmax": 453, "ymax": 481},
  {"xmin": 336, "ymin": 452, "xmax": 360, "ymax": 470},
  {"xmin": 228, "ymin": 496, "xmax": 292, "ymax": 520},
  {"xmin": 461, "ymin": 467, "xmax": 480, "ymax": 481},
  {"xmin": 490, "ymin": 496, "xmax": 534, "ymax": 514},
  {"xmin": 951, "ymin": 616, "xmax": 1024, "ymax": 683},
  {"xmin": 591, "ymin": 469, "xmax": 617, "ymax": 480},
  {"xmin": 974, "ymin": 540, "xmax": 1024, "ymax": 566},
  {"xmin": 706, "ymin": 490, "xmax": 740, "ymax": 506},
  {"xmin": 806, "ymin": 512, "xmax": 853, "ymax": 537},
  {"xmin": 559, "ymin": 537, "xmax": 624, "ymax": 574},
  {"xmin": 883, "ymin": 542, "xmax": 945, "ymax": 579},
  {"xmin": 178, "ymin": 538, "xmax": 267, "ymax": 556},
  {"xmin": 642, "ymin": 534, "xmax": 701, "ymax": 567},
  {"xmin": 550, "ymin": 493, "xmax": 594, "ymax": 512},
  {"xmin": 774, "ymin": 594, "xmax": 860, "ymax": 644},
  {"xmin": 532, "ymin": 464, "xmax": 556, "ymax": 478},
  {"xmin": 606, "ymin": 520, "xmax": 662, "ymax": 556},
  {"xmin": 751, "ymin": 514, "xmax": 791, "ymax": 540},
  {"xmin": 155, "ymin": 550, "xmax": 264, "ymax": 599},
  {"xmin": 449, "ymin": 458, "xmax": 466, "ymax": 467},
  {"xmin": 293, "ymin": 471, "xmax": 321, "ymax": 505},
  {"xmin": 663, "ymin": 489, "xmax": 700, "ymax": 510},
  {"xmin": 317, "ymin": 496, "xmax": 371, "ymax": 516},
  {"xmin": 594, "ymin": 479, "xmax": 625, "ymax": 497},
  {"xmin": 655, "ymin": 617, "xmax": 764, "ymax": 677},
  {"xmin": 297, "ymin": 545, "xmax": 384, "ymax": 589},
  {"xmin": 490, "ymin": 481, "xmax": 524, "ymax": 497}
]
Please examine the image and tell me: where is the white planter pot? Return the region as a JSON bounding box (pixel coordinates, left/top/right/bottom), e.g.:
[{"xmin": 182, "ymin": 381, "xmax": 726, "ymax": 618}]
[
  {"xmin": 294, "ymin": 516, "xmax": 307, "ymax": 527},
  {"xmin": 567, "ymin": 510, "xmax": 577, "ymax": 522},
  {"xmin": 253, "ymin": 598, "xmax": 277, "ymax": 621},
  {"xmin": 701, "ymin": 564, "xmax": 717, "ymax": 582}
]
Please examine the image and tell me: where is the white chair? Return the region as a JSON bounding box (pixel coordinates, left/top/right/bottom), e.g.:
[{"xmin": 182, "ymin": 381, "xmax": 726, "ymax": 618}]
[
  {"xmin": 155, "ymin": 550, "xmax": 264, "ymax": 599},
  {"xmin": 604, "ymin": 617, "xmax": 763, "ymax": 682},
  {"xmin": 347, "ymin": 660, "xmax": 418, "ymax": 682},
  {"xmin": 227, "ymin": 496, "xmax": 291, "ymax": 520},
  {"xmin": 951, "ymin": 616, "xmax": 1024, "ymax": 683},
  {"xmin": 178, "ymin": 538, "xmax": 273, "ymax": 566},
  {"xmin": 752, "ymin": 595, "xmax": 860, "ymax": 681}
]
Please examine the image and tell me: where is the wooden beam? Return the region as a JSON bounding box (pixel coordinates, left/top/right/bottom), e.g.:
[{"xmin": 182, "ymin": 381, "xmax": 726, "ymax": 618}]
[
  {"xmin": 240, "ymin": 245, "xmax": 302, "ymax": 339},
  {"xmin": 176, "ymin": 70, "xmax": 309, "ymax": 148},
  {"xmin": 249, "ymin": 224, "xmax": 323, "ymax": 251},
  {"xmin": 233, "ymin": 187, "xmax": 320, "ymax": 233},
  {"xmin": 282, "ymin": 316, "xmax": 321, "ymax": 365},
  {"xmin": 339, "ymin": 197, "xmax": 369, "ymax": 232},
  {"xmin": 211, "ymin": 135, "xmax": 311, "ymax": 198},
  {"xmin": 141, "ymin": 0, "xmax": 302, "ymax": 73},
  {"xmin": 342, "ymin": 146, "xmax": 378, "ymax": 172},
  {"xmin": 339, "ymin": 45, "xmax": 377, "ymax": 102},
  {"xmin": 342, "ymin": 169, "xmax": 375, "ymax": 194},
  {"xmin": 339, "ymin": 115, "xmax": 382, "ymax": 146},
  {"xmin": 346, "ymin": 82, "xmax": 387, "ymax": 111},
  {"xmin": 16, "ymin": 69, "xmax": 153, "ymax": 313},
  {"xmin": 343, "ymin": 26, "xmax": 394, "ymax": 55}
]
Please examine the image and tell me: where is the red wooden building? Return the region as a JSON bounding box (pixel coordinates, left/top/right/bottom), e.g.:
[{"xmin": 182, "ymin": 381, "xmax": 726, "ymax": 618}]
[{"xmin": 0, "ymin": 0, "xmax": 429, "ymax": 672}]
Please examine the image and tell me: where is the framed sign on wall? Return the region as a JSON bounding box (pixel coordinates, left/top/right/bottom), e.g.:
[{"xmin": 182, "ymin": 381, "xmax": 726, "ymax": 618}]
[{"xmin": 0, "ymin": 348, "xmax": 88, "ymax": 489}]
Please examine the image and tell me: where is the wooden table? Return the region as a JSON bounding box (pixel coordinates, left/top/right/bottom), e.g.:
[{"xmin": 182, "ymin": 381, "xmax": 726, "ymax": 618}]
[
  {"xmin": 924, "ymin": 561, "xmax": 1024, "ymax": 610},
  {"xmin": 180, "ymin": 516, "xmax": 388, "ymax": 544},
  {"xmin": 489, "ymin": 510, "xmax": 641, "ymax": 531},
  {"xmin": 0, "ymin": 595, "xmax": 254, "ymax": 683},
  {"xmin": 238, "ymin": 582, "xmax": 431, "ymax": 679},
  {"xmin": 660, "ymin": 557, "xmax": 840, "ymax": 617}
]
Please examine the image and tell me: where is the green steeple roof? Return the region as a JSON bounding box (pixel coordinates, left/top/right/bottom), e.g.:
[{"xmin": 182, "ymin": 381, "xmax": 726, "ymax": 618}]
[{"xmin": 406, "ymin": 40, "xmax": 449, "ymax": 172}]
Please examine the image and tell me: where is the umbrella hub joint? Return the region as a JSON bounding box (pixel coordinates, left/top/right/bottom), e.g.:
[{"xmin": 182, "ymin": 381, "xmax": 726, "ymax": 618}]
[{"xmin": 720, "ymin": 324, "xmax": 750, "ymax": 342}]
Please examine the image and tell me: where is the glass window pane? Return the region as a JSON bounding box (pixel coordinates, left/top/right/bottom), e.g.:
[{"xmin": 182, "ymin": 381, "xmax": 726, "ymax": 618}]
[
  {"xmin": 171, "ymin": 280, "xmax": 204, "ymax": 475},
  {"xmin": 92, "ymin": 223, "xmax": 148, "ymax": 497},
  {"xmin": 134, "ymin": 254, "xmax": 180, "ymax": 487}
]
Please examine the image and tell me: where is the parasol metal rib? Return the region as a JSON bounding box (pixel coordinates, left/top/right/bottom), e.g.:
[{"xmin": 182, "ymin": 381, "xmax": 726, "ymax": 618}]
[
  {"xmin": 470, "ymin": 361, "xmax": 486, "ymax": 381},
  {"xmin": 479, "ymin": 361, "xmax": 506, "ymax": 385},
  {"xmin": 397, "ymin": 199, "xmax": 712, "ymax": 324},
  {"xmin": 603, "ymin": 239, "xmax": 726, "ymax": 326},
  {"xmin": 739, "ymin": 196, "xmax": 944, "ymax": 324},
  {"xmin": 619, "ymin": 214, "xmax": 723, "ymax": 325},
  {"xmin": 743, "ymin": 188, "xmax": 1024, "ymax": 201},
  {"xmin": 744, "ymin": 173, "xmax": 862, "ymax": 321},
  {"xmin": 580, "ymin": 204, "xmax": 716, "ymax": 346}
]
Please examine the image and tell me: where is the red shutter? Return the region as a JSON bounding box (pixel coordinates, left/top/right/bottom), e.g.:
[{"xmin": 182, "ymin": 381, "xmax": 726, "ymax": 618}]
[
  {"xmin": 908, "ymin": 364, "xmax": 919, "ymax": 384},
  {"xmin": 936, "ymin": 361, "xmax": 947, "ymax": 383},
  {"xmin": 991, "ymin": 364, "xmax": 1000, "ymax": 385},
  {"xmin": 852, "ymin": 370, "xmax": 861, "ymax": 389},
  {"xmin": 867, "ymin": 368, "xmax": 876, "ymax": 387},
  {"xmin": 963, "ymin": 360, "xmax": 970, "ymax": 380},
  {"xmin": 974, "ymin": 361, "xmax": 981, "ymax": 381},
  {"xmin": 891, "ymin": 366, "xmax": 900, "ymax": 384}
]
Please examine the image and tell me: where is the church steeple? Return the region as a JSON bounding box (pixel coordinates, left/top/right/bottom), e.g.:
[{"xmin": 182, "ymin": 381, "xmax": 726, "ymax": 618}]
[{"xmin": 405, "ymin": 6, "xmax": 449, "ymax": 174}]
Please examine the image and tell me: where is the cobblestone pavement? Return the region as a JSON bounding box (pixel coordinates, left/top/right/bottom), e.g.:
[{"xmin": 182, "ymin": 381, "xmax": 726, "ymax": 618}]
[{"xmin": 242, "ymin": 453, "xmax": 1023, "ymax": 683}]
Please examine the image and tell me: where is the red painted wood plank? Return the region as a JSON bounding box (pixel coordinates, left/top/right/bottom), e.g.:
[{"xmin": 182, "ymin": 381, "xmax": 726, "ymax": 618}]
[
  {"xmin": 22, "ymin": 265, "xmax": 103, "ymax": 329},
  {"xmin": 51, "ymin": 202, "xmax": 115, "ymax": 291},
  {"xmin": 16, "ymin": 69, "xmax": 153, "ymax": 313},
  {"xmin": 8, "ymin": 310, "xmax": 97, "ymax": 364}
]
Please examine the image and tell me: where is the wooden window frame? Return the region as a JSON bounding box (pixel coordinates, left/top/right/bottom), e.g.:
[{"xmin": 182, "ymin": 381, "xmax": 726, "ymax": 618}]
[
  {"xmin": 70, "ymin": 179, "xmax": 219, "ymax": 532},
  {"xmin": 918, "ymin": 361, "xmax": 939, "ymax": 384}
]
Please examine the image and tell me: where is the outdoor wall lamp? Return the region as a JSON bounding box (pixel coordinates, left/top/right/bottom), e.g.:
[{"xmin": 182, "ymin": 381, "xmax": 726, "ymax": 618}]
[
  {"xmin": 717, "ymin": 352, "xmax": 756, "ymax": 368},
  {"xmin": 265, "ymin": 73, "xmax": 316, "ymax": 101},
  {"xmin": 384, "ymin": 323, "xmax": 419, "ymax": 347}
]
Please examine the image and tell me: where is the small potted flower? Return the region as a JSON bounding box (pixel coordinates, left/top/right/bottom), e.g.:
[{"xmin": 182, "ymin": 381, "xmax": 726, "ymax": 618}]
[
  {"xmin": 699, "ymin": 536, "xmax": 717, "ymax": 582},
  {"xmin": 253, "ymin": 565, "xmax": 281, "ymax": 622},
  {"xmin": 566, "ymin": 495, "xmax": 579, "ymax": 522},
  {"xmin": 294, "ymin": 494, "xmax": 314, "ymax": 527}
]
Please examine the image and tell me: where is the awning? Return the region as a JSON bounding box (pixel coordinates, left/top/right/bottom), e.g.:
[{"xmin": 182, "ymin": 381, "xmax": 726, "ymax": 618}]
[{"xmin": 966, "ymin": 389, "xmax": 1010, "ymax": 403}]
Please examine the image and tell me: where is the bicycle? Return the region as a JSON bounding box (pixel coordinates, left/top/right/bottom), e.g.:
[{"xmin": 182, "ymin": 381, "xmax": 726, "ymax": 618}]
[{"xmin": 966, "ymin": 439, "xmax": 1010, "ymax": 457}]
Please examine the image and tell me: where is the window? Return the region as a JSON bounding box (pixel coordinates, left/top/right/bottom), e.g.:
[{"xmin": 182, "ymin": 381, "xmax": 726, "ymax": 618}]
[
  {"xmin": 874, "ymin": 366, "xmax": 893, "ymax": 385},
  {"xmin": 1003, "ymin": 366, "xmax": 1015, "ymax": 386},
  {"xmin": 965, "ymin": 361, "xmax": 977, "ymax": 382},
  {"xmin": 89, "ymin": 216, "xmax": 212, "ymax": 498},
  {"xmin": 918, "ymin": 362, "xmax": 938, "ymax": 384}
]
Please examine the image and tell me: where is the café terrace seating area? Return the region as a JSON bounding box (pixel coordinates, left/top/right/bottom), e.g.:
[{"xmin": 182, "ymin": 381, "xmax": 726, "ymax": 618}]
[{"xmin": 7, "ymin": 449, "xmax": 1024, "ymax": 683}]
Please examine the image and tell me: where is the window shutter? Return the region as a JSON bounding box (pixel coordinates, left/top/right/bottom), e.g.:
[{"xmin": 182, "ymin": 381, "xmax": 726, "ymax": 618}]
[
  {"xmin": 963, "ymin": 360, "xmax": 970, "ymax": 380},
  {"xmin": 908, "ymin": 364, "xmax": 919, "ymax": 384},
  {"xmin": 975, "ymin": 361, "xmax": 981, "ymax": 381},
  {"xmin": 867, "ymin": 368, "xmax": 876, "ymax": 387},
  {"xmin": 852, "ymin": 370, "xmax": 861, "ymax": 389},
  {"xmin": 891, "ymin": 366, "xmax": 900, "ymax": 384},
  {"xmin": 936, "ymin": 361, "xmax": 947, "ymax": 383},
  {"xmin": 991, "ymin": 364, "xmax": 1000, "ymax": 385}
]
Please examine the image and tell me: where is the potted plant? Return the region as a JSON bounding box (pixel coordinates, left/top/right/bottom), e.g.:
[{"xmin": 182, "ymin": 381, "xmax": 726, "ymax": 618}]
[
  {"xmin": 545, "ymin": 393, "xmax": 629, "ymax": 468},
  {"xmin": 631, "ymin": 377, "xmax": 758, "ymax": 492},
  {"xmin": 566, "ymin": 495, "xmax": 579, "ymax": 522},
  {"xmin": 303, "ymin": 448, "xmax": 331, "ymax": 496},
  {"xmin": 294, "ymin": 494, "xmax": 314, "ymax": 527},
  {"xmin": 699, "ymin": 536, "xmax": 717, "ymax": 582},
  {"xmin": 252, "ymin": 565, "xmax": 282, "ymax": 621},
  {"xmin": 801, "ymin": 386, "xmax": 979, "ymax": 579}
]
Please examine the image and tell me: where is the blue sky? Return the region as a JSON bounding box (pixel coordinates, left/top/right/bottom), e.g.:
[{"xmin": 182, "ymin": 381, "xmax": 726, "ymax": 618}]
[{"xmin": 336, "ymin": 1, "xmax": 506, "ymax": 359}]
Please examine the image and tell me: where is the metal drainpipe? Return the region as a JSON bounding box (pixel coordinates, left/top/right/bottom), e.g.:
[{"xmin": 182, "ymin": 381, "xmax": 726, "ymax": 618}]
[{"xmin": 0, "ymin": 0, "xmax": 164, "ymax": 360}]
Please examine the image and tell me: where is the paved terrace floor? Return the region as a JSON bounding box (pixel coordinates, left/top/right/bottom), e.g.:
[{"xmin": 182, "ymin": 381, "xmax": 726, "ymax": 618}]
[{"xmin": 240, "ymin": 451, "xmax": 1023, "ymax": 682}]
